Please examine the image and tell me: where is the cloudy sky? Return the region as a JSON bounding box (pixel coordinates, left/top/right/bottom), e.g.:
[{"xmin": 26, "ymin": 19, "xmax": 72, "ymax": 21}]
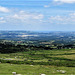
[{"xmin": 0, "ymin": 0, "xmax": 75, "ymax": 31}]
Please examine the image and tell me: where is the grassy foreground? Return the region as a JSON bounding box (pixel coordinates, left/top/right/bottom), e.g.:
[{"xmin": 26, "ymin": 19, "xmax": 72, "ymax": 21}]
[
  {"xmin": 0, "ymin": 63, "xmax": 75, "ymax": 75},
  {"xmin": 0, "ymin": 48, "xmax": 75, "ymax": 75}
]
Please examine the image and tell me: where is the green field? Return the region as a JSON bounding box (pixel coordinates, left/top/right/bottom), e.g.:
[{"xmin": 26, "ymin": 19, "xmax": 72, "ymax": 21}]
[
  {"xmin": 0, "ymin": 49, "xmax": 75, "ymax": 75},
  {"xmin": 0, "ymin": 63, "xmax": 75, "ymax": 75}
]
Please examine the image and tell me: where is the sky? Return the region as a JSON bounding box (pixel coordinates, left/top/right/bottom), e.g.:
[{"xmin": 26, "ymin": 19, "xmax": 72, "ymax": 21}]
[{"xmin": 0, "ymin": 0, "xmax": 75, "ymax": 31}]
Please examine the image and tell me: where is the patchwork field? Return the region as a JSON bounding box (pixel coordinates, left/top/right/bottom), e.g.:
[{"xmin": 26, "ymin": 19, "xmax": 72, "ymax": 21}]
[{"xmin": 0, "ymin": 48, "xmax": 75, "ymax": 75}]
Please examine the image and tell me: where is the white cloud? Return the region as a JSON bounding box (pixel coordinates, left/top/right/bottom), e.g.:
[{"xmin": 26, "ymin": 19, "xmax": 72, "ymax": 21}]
[
  {"xmin": 2, "ymin": 11, "xmax": 44, "ymax": 25},
  {"xmin": 33, "ymin": 14, "xmax": 44, "ymax": 19},
  {"xmin": 0, "ymin": 20, "xmax": 6, "ymax": 23},
  {"xmin": 0, "ymin": 17, "xmax": 6, "ymax": 23},
  {"xmin": 54, "ymin": 0, "xmax": 75, "ymax": 3},
  {"xmin": 0, "ymin": 6, "xmax": 9, "ymax": 13},
  {"xmin": 69, "ymin": 13, "xmax": 75, "ymax": 16},
  {"xmin": 44, "ymin": 5, "xmax": 50, "ymax": 8},
  {"xmin": 50, "ymin": 15, "xmax": 63, "ymax": 21},
  {"xmin": 49, "ymin": 13, "xmax": 75, "ymax": 24},
  {"xmin": 12, "ymin": 11, "xmax": 44, "ymax": 21},
  {"xmin": 44, "ymin": 0, "xmax": 75, "ymax": 7},
  {"xmin": 0, "ymin": 17, "xmax": 4, "ymax": 20}
]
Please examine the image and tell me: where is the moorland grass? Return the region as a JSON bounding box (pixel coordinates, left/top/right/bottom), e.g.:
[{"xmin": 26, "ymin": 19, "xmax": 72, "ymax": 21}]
[
  {"xmin": 0, "ymin": 49, "xmax": 75, "ymax": 74},
  {"xmin": 0, "ymin": 63, "xmax": 75, "ymax": 75}
]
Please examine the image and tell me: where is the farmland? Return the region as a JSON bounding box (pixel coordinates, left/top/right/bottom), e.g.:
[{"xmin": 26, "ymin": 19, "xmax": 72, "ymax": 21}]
[
  {"xmin": 0, "ymin": 48, "xmax": 75, "ymax": 75},
  {"xmin": 0, "ymin": 31, "xmax": 75, "ymax": 75}
]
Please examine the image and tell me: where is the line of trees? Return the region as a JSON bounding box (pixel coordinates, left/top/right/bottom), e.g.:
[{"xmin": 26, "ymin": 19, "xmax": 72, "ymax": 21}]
[{"xmin": 0, "ymin": 42, "xmax": 75, "ymax": 53}]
